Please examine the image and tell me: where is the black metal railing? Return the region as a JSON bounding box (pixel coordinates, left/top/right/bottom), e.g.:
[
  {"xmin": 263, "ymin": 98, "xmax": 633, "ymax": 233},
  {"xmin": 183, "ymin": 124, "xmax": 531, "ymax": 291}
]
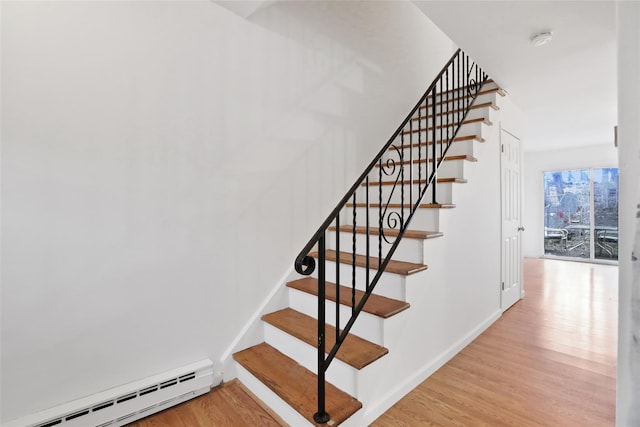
[{"xmin": 293, "ymin": 49, "xmax": 488, "ymax": 423}]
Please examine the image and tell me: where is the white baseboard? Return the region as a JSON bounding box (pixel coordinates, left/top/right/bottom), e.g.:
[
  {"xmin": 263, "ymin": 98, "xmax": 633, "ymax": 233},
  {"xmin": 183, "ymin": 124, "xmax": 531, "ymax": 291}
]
[{"xmin": 362, "ymin": 308, "xmax": 502, "ymax": 424}]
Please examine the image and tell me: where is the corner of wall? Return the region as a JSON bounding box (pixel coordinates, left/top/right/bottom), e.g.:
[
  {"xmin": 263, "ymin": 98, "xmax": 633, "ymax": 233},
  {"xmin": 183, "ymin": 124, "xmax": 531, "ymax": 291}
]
[{"xmin": 219, "ymin": 267, "xmax": 293, "ymax": 381}]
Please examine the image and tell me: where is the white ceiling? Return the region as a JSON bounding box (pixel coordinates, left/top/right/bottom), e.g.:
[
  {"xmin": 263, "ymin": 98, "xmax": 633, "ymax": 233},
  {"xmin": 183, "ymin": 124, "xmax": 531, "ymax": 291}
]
[{"xmin": 414, "ymin": 1, "xmax": 617, "ymax": 152}]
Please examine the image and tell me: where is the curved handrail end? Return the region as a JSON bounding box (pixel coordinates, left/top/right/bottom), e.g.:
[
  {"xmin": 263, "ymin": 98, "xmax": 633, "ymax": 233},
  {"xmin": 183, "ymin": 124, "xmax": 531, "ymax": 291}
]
[{"xmin": 295, "ymin": 254, "xmax": 316, "ymax": 275}]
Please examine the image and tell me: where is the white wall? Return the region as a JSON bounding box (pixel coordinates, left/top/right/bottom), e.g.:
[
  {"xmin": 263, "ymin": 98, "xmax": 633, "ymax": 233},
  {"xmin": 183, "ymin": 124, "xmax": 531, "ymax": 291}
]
[
  {"xmin": 1, "ymin": 0, "xmax": 455, "ymax": 422},
  {"xmin": 616, "ymin": 1, "xmax": 640, "ymax": 425},
  {"xmin": 522, "ymin": 144, "xmax": 618, "ymax": 258}
]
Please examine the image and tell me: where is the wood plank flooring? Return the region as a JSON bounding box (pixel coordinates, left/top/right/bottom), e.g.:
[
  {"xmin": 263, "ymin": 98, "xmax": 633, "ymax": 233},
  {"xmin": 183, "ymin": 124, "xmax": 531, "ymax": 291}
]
[
  {"xmin": 128, "ymin": 379, "xmax": 284, "ymax": 427},
  {"xmin": 129, "ymin": 258, "xmax": 617, "ymax": 426},
  {"xmin": 372, "ymin": 258, "xmax": 617, "ymax": 426}
]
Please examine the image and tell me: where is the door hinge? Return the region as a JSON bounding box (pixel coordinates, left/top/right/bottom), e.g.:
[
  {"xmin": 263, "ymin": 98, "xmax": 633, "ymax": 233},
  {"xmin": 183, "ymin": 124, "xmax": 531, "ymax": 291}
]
[
  {"xmin": 501, "ymin": 144, "xmax": 504, "ymax": 153},
  {"xmin": 502, "ymin": 281, "xmax": 505, "ymax": 290}
]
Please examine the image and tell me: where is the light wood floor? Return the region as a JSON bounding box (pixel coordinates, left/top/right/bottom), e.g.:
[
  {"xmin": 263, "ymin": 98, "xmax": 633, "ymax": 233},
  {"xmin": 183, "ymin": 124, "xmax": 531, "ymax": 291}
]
[
  {"xmin": 373, "ymin": 258, "xmax": 617, "ymax": 426},
  {"xmin": 130, "ymin": 258, "xmax": 617, "ymax": 426},
  {"xmin": 128, "ymin": 379, "xmax": 285, "ymax": 427}
]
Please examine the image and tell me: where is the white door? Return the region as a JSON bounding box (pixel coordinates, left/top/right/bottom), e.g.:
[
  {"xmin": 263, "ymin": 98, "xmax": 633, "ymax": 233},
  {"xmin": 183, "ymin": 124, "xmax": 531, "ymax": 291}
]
[{"xmin": 501, "ymin": 128, "xmax": 523, "ymax": 310}]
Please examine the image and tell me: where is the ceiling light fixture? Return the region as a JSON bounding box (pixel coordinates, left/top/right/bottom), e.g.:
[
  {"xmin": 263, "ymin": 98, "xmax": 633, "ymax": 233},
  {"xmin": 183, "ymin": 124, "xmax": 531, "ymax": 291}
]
[{"xmin": 530, "ymin": 31, "xmax": 553, "ymax": 47}]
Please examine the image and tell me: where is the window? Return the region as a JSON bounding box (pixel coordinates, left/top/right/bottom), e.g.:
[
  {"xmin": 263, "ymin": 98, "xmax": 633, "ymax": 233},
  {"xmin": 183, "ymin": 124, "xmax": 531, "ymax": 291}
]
[{"xmin": 543, "ymin": 168, "xmax": 618, "ymax": 261}]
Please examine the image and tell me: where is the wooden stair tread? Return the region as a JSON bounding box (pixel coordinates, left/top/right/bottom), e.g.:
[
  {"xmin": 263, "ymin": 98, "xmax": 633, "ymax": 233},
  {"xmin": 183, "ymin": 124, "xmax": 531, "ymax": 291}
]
[
  {"xmin": 287, "ymin": 277, "xmax": 411, "ymax": 318},
  {"xmin": 420, "ymin": 86, "xmax": 504, "ymax": 110},
  {"xmin": 429, "ymin": 79, "xmax": 499, "ymax": 98},
  {"xmin": 364, "ymin": 178, "xmax": 467, "ymax": 186},
  {"xmin": 329, "ymin": 225, "xmax": 442, "ymax": 240},
  {"xmin": 420, "ymin": 101, "xmax": 500, "ymax": 120},
  {"xmin": 403, "ymin": 117, "xmax": 491, "ymax": 134},
  {"xmin": 310, "ymin": 249, "xmax": 428, "ymax": 276},
  {"xmin": 234, "ymin": 343, "xmax": 362, "ymax": 426},
  {"xmin": 387, "ymin": 134, "xmax": 484, "ymax": 151},
  {"xmin": 438, "ymin": 177, "xmax": 467, "ymax": 183},
  {"xmin": 422, "ymin": 154, "xmax": 478, "ymax": 163},
  {"xmin": 374, "ymin": 154, "xmax": 477, "ymax": 168},
  {"xmin": 262, "ymin": 308, "xmax": 388, "ymax": 369},
  {"xmin": 347, "ymin": 202, "xmax": 455, "ymax": 209},
  {"xmin": 473, "ymin": 101, "xmax": 500, "ymax": 111}
]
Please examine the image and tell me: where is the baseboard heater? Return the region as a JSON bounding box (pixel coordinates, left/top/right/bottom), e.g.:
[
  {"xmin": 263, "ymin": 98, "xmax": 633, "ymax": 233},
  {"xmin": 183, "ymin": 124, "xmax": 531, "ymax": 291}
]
[{"xmin": 4, "ymin": 359, "xmax": 219, "ymax": 427}]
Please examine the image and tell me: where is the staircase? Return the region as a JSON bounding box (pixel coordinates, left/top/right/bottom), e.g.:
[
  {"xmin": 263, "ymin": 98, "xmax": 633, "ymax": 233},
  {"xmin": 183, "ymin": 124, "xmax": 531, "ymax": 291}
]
[{"xmin": 233, "ymin": 50, "xmax": 505, "ymax": 426}]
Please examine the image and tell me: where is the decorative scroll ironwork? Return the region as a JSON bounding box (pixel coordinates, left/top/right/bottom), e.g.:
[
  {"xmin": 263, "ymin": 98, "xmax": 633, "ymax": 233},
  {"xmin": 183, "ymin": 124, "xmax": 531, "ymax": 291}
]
[
  {"xmin": 294, "ymin": 49, "xmax": 488, "ymax": 423},
  {"xmin": 383, "ymin": 211, "xmax": 403, "ymax": 244}
]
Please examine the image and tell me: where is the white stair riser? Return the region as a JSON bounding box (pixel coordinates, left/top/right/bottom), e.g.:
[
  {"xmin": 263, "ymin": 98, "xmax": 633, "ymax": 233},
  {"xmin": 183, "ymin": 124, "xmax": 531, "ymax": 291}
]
[
  {"xmin": 410, "ymin": 111, "xmax": 477, "ymax": 128},
  {"xmin": 413, "ymin": 98, "xmax": 498, "ymax": 127},
  {"xmin": 439, "ymin": 158, "xmax": 466, "ymax": 178},
  {"xmin": 417, "ymin": 90, "xmax": 500, "ymax": 120},
  {"xmin": 430, "ymin": 81, "xmax": 500, "ymax": 104},
  {"xmin": 325, "ymin": 229, "xmax": 447, "ymax": 264},
  {"xmin": 327, "ymin": 230, "xmax": 425, "ymax": 264},
  {"xmin": 377, "ymin": 134, "xmax": 484, "ymax": 162},
  {"xmin": 288, "ymin": 288, "xmax": 384, "ymax": 344},
  {"xmin": 437, "ymin": 89, "xmax": 501, "ymax": 109},
  {"xmin": 369, "ymin": 155, "xmax": 467, "ymax": 182},
  {"xmin": 363, "ymin": 183, "xmax": 443, "ymax": 205},
  {"xmin": 263, "ymin": 324, "xmax": 358, "ymax": 397},
  {"xmin": 389, "ymin": 122, "xmax": 489, "ymax": 146},
  {"xmin": 350, "ymin": 206, "xmax": 440, "ymax": 231},
  {"xmin": 435, "ymin": 139, "xmax": 477, "ymax": 157},
  {"xmin": 360, "ymin": 181, "xmax": 455, "ymax": 206},
  {"xmin": 313, "ymin": 261, "xmax": 406, "ymax": 301},
  {"xmin": 397, "ymin": 120, "xmax": 486, "ymax": 144},
  {"xmin": 465, "ymin": 104, "xmax": 498, "ymax": 123}
]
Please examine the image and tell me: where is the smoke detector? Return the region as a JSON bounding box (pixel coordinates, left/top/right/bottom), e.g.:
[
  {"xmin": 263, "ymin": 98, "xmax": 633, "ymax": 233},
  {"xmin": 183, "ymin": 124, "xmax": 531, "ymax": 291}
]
[{"xmin": 530, "ymin": 31, "xmax": 553, "ymax": 47}]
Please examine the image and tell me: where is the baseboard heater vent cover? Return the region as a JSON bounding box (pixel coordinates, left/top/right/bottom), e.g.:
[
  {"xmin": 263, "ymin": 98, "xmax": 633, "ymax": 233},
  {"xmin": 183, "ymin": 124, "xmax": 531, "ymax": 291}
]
[{"xmin": 5, "ymin": 359, "xmax": 219, "ymax": 427}]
